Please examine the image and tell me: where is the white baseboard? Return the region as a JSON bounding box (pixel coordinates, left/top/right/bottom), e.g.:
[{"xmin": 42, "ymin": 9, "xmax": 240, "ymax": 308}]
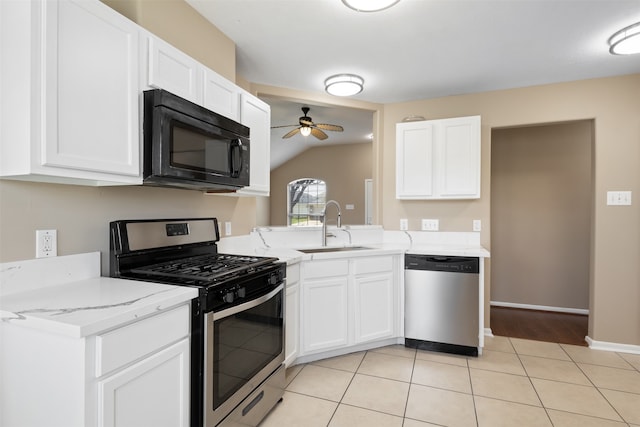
[
  {"xmin": 586, "ymin": 336, "xmax": 640, "ymax": 355},
  {"xmin": 491, "ymin": 301, "xmax": 589, "ymax": 315},
  {"xmin": 484, "ymin": 328, "xmax": 494, "ymax": 337}
]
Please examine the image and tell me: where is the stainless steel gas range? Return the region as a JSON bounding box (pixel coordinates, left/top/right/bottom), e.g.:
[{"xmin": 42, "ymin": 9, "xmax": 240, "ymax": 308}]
[{"xmin": 110, "ymin": 218, "xmax": 285, "ymax": 427}]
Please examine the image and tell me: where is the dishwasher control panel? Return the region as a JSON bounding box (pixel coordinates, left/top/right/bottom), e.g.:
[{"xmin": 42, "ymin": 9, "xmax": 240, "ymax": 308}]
[{"xmin": 405, "ymin": 255, "xmax": 479, "ymax": 274}]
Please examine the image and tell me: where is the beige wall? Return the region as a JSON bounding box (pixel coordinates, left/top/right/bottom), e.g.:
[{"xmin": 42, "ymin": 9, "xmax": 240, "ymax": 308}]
[
  {"xmin": 0, "ymin": 1, "xmax": 254, "ymax": 272},
  {"xmin": 383, "ymin": 74, "xmax": 640, "ymax": 345},
  {"xmin": 270, "ymin": 143, "xmax": 372, "ymax": 226},
  {"xmin": 491, "ymin": 121, "xmax": 592, "ymax": 310}
]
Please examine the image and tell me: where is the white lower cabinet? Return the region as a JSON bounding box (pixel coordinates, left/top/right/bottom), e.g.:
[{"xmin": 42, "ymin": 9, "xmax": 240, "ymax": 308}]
[
  {"xmin": 0, "ymin": 303, "xmax": 191, "ymax": 427},
  {"xmin": 285, "ymin": 262, "xmax": 300, "ymax": 366},
  {"xmin": 354, "ymin": 272, "xmax": 395, "ymax": 344},
  {"xmin": 302, "ymin": 275, "xmax": 350, "ymax": 353},
  {"xmin": 98, "ymin": 339, "xmax": 190, "ymax": 427},
  {"xmin": 299, "ymin": 254, "xmax": 400, "ymax": 358}
]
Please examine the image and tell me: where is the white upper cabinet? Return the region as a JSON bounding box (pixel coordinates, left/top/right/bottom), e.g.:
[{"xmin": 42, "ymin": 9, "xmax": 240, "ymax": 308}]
[
  {"xmin": 1, "ymin": 0, "xmax": 271, "ymax": 192},
  {"xmin": 0, "ymin": 0, "xmax": 141, "ymax": 185},
  {"xmin": 142, "ymin": 32, "xmax": 271, "ymax": 196},
  {"xmin": 234, "ymin": 93, "xmax": 271, "ymax": 196},
  {"xmin": 142, "ymin": 31, "xmax": 240, "ymax": 122},
  {"xmin": 145, "ymin": 35, "xmax": 203, "ymax": 105},
  {"xmin": 203, "ymin": 69, "xmax": 240, "ymax": 122},
  {"xmin": 396, "ymin": 116, "xmax": 481, "ymax": 199}
]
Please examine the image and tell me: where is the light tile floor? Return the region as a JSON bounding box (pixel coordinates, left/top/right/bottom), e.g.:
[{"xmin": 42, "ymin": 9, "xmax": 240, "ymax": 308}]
[{"xmin": 259, "ymin": 336, "xmax": 640, "ymax": 427}]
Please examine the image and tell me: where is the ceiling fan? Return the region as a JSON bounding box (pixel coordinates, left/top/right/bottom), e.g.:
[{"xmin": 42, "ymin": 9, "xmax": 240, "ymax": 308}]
[{"xmin": 271, "ymin": 107, "xmax": 344, "ymax": 141}]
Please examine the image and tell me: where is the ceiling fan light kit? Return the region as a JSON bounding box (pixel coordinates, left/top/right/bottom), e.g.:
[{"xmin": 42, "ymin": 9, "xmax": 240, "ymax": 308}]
[
  {"xmin": 341, "ymin": 0, "xmax": 400, "ymax": 12},
  {"xmin": 300, "ymin": 126, "xmax": 312, "ymax": 136},
  {"xmin": 324, "ymin": 74, "xmax": 364, "ymax": 96},
  {"xmin": 609, "ymin": 21, "xmax": 640, "ymax": 54}
]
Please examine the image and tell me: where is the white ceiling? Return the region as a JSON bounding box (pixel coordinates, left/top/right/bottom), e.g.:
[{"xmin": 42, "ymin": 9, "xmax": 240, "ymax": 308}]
[{"xmin": 186, "ymin": 0, "xmax": 640, "ymax": 167}]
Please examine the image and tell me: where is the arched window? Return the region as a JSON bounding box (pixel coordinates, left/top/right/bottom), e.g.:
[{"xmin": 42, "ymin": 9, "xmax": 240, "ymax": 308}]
[{"xmin": 287, "ymin": 178, "xmax": 326, "ymax": 226}]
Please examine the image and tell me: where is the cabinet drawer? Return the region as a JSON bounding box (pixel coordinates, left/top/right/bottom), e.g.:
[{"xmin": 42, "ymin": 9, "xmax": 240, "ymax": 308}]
[
  {"xmin": 303, "ymin": 259, "xmax": 349, "ymax": 279},
  {"xmin": 354, "ymin": 256, "xmax": 393, "ymax": 275},
  {"xmin": 96, "ymin": 304, "xmax": 190, "ymax": 377}
]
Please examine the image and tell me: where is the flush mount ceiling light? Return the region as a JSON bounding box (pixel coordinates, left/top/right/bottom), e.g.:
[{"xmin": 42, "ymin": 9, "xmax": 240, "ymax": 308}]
[
  {"xmin": 609, "ymin": 22, "xmax": 640, "ymax": 55},
  {"xmin": 324, "ymin": 74, "xmax": 364, "ymax": 97},
  {"xmin": 342, "ymin": 0, "xmax": 400, "ymax": 12}
]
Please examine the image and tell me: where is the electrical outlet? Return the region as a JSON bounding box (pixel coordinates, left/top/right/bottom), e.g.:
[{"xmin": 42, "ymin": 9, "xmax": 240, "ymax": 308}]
[
  {"xmin": 400, "ymin": 218, "xmax": 408, "ymax": 230},
  {"xmin": 224, "ymin": 221, "xmax": 232, "ymax": 236},
  {"xmin": 421, "ymin": 219, "xmax": 439, "ymax": 231},
  {"xmin": 36, "ymin": 229, "xmax": 57, "ymax": 258},
  {"xmin": 473, "ymin": 220, "xmax": 482, "ymax": 232}
]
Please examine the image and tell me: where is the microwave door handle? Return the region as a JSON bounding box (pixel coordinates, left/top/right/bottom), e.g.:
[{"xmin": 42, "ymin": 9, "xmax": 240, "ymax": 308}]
[{"xmin": 230, "ymin": 139, "xmax": 243, "ymax": 178}]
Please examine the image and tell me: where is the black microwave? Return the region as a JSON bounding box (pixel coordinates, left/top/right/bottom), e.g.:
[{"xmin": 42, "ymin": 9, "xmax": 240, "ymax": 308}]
[{"xmin": 143, "ymin": 89, "xmax": 250, "ymax": 191}]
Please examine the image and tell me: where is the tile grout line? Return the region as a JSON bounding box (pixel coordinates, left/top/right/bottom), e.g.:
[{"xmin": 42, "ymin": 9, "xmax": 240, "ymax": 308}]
[
  {"xmin": 467, "ymin": 351, "xmax": 481, "ymax": 427},
  {"xmin": 510, "ymin": 337, "xmax": 561, "ymax": 426},
  {"xmin": 401, "ymin": 345, "xmax": 418, "ymax": 424}
]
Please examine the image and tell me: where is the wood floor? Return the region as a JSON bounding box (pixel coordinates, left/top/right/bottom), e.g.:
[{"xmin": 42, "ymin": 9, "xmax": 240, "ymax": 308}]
[{"xmin": 490, "ymin": 306, "xmax": 589, "ymax": 347}]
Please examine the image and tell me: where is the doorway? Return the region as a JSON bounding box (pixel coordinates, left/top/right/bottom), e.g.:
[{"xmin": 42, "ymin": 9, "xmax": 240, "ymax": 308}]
[{"xmin": 490, "ymin": 120, "xmax": 593, "ymax": 345}]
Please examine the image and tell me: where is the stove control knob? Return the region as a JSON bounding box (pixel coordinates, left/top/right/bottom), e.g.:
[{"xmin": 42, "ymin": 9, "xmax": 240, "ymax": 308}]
[
  {"xmin": 237, "ymin": 287, "xmax": 246, "ymax": 298},
  {"xmin": 269, "ymin": 274, "xmax": 278, "ymax": 285},
  {"xmin": 222, "ymin": 291, "xmax": 234, "ymax": 303}
]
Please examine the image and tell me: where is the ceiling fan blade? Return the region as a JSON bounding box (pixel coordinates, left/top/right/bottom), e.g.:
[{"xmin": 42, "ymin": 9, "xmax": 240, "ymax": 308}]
[
  {"xmin": 271, "ymin": 124, "xmax": 299, "ymax": 129},
  {"xmin": 314, "ymin": 123, "xmax": 344, "ymax": 132},
  {"xmin": 282, "ymin": 128, "xmax": 301, "ymax": 139},
  {"xmin": 310, "ymin": 128, "xmax": 328, "ymax": 140}
]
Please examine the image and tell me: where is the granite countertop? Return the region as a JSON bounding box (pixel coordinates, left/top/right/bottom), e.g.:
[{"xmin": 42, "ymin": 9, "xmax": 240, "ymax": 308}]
[{"xmin": 0, "ymin": 253, "xmax": 198, "ymax": 338}]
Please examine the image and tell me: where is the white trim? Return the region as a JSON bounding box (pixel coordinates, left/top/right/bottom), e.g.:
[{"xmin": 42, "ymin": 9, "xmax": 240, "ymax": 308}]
[
  {"xmin": 484, "ymin": 328, "xmax": 494, "ymax": 337},
  {"xmin": 490, "ymin": 301, "xmax": 589, "ymax": 315},
  {"xmin": 586, "ymin": 336, "xmax": 640, "ymax": 355}
]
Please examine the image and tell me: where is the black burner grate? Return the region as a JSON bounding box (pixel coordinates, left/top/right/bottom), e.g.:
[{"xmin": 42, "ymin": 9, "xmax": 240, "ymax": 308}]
[{"xmin": 130, "ymin": 253, "xmax": 275, "ymax": 283}]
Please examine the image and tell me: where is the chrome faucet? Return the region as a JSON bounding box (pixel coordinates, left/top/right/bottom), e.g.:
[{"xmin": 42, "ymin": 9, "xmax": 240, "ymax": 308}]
[{"xmin": 322, "ymin": 200, "xmax": 341, "ymax": 246}]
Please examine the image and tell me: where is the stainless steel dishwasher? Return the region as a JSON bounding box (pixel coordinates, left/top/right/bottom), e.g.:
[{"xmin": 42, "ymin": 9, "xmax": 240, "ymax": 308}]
[{"xmin": 404, "ymin": 254, "xmax": 479, "ymax": 356}]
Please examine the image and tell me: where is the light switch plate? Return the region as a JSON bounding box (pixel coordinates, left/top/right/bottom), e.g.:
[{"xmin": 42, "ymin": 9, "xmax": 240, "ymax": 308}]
[
  {"xmin": 607, "ymin": 191, "xmax": 632, "ymax": 206},
  {"xmin": 473, "ymin": 220, "xmax": 482, "ymax": 232},
  {"xmin": 224, "ymin": 221, "xmax": 232, "ymax": 236}
]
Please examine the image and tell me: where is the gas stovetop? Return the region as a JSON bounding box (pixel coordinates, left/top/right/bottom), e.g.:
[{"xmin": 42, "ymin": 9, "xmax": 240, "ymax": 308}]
[
  {"xmin": 109, "ymin": 218, "xmax": 283, "ymax": 291},
  {"xmin": 130, "ymin": 253, "xmax": 278, "ymax": 284}
]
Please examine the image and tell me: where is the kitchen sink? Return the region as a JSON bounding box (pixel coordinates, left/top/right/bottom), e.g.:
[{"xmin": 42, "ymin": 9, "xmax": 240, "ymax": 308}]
[{"xmin": 297, "ymin": 246, "xmax": 375, "ymax": 254}]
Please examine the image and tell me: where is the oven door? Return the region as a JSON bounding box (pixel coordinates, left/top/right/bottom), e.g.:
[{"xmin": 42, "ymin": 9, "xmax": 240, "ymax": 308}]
[{"xmin": 204, "ymin": 284, "xmax": 284, "ymax": 427}]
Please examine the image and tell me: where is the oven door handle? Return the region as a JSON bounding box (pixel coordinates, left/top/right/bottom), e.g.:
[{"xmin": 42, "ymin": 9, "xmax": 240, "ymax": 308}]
[{"xmin": 213, "ymin": 284, "xmax": 283, "ymax": 321}]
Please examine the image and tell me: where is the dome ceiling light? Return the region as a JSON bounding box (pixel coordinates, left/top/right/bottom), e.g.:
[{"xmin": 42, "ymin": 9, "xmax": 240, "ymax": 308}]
[
  {"xmin": 342, "ymin": 0, "xmax": 400, "ymax": 12},
  {"xmin": 609, "ymin": 22, "xmax": 640, "ymax": 55},
  {"xmin": 324, "ymin": 74, "xmax": 364, "ymax": 97}
]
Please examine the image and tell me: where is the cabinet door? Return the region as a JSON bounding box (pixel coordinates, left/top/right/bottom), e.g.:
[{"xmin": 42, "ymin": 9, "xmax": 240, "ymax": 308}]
[
  {"xmin": 203, "ymin": 68, "xmax": 240, "ymax": 121},
  {"xmin": 235, "ymin": 93, "xmax": 271, "ymax": 196},
  {"xmin": 98, "ymin": 339, "xmax": 190, "ymax": 427},
  {"xmin": 285, "ymin": 283, "xmax": 299, "ymax": 366},
  {"xmin": 146, "ymin": 35, "xmax": 203, "ymax": 104},
  {"xmin": 43, "ymin": 0, "xmax": 140, "ymax": 177},
  {"xmin": 396, "ymin": 121, "xmax": 435, "ymax": 199},
  {"xmin": 436, "ymin": 116, "xmax": 481, "ymax": 198},
  {"xmin": 301, "ymin": 277, "xmax": 348, "ymax": 354},
  {"xmin": 354, "ymin": 272, "xmax": 395, "ymax": 344}
]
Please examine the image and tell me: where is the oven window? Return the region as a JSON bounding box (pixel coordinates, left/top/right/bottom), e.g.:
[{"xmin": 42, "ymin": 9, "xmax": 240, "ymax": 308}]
[
  {"xmin": 171, "ymin": 123, "xmax": 230, "ymax": 174},
  {"xmin": 212, "ymin": 291, "xmax": 283, "ymax": 410}
]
